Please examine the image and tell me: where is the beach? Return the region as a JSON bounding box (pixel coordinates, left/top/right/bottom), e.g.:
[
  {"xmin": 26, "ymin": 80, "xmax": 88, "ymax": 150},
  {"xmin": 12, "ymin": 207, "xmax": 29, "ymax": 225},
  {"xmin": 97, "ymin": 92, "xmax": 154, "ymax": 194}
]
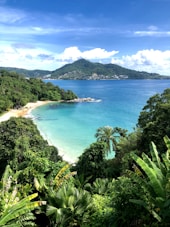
[
  {"xmin": 0, "ymin": 101, "xmax": 52, "ymax": 123},
  {"xmin": 0, "ymin": 100, "xmax": 74, "ymax": 163}
]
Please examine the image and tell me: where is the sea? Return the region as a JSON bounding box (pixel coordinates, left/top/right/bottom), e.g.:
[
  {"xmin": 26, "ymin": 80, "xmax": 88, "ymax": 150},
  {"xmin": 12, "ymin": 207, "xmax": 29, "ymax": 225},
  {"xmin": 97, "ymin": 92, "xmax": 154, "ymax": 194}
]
[{"xmin": 31, "ymin": 79, "xmax": 170, "ymax": 163}]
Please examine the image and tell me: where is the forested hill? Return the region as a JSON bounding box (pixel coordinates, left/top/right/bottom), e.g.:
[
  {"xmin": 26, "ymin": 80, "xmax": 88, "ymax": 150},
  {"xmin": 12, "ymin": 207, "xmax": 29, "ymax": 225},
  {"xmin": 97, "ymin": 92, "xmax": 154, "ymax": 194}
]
[
  {"xmin": 0, "ymin": 70, "xmax": 77, "ymax": 114},
  {"xmin": 1, "ymin": 59, "xmax": 170, "ymax": 79},
  {"xmin": 51, "ymin": 59, "xmax": 169, "ymax": 80},
  {"xmin": 0, "ymin": 67, "xmax": 51, "ymax": 78}
]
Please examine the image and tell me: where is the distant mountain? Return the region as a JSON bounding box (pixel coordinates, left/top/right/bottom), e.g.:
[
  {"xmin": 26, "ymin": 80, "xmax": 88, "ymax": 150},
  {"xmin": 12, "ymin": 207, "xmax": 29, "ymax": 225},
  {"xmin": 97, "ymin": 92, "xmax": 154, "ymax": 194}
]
[
  {"xmin": 1, "ymin": 59, "xmax": 169, "ymax": 79},
  {"xmin": 51, "ymin": 59, "xmax": 169, "ymax": 80},
  {"xmin": 0, "ymin": 67, "xmax": 51, "ymax": 78}
]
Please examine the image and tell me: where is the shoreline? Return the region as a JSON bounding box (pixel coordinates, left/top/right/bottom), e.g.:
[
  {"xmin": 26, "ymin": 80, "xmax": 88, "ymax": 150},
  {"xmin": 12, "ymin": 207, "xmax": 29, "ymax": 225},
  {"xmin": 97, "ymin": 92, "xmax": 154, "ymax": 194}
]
[
  {"xmin": 0, "ymin": 100, "xmax": 75, "ymax": 164},
  {"xmin": 0, "ymin": 100, "xmax": 53, "ymax": 123},
  {"xmin": 0, "ymin": 96, "xmax": 98, "ymax": 123}
]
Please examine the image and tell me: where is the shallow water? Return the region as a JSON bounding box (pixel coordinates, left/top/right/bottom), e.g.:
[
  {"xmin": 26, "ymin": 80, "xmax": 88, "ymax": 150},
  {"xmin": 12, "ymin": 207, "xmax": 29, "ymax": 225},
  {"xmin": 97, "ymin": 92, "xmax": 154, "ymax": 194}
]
[{"xmin": 31, "ymin": 79, "xmax": 170, "ymax": 162}]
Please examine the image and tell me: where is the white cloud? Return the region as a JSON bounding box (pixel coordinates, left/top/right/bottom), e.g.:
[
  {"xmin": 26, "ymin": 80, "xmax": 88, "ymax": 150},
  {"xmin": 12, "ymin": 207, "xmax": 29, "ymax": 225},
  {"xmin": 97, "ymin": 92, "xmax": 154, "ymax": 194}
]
[
  {"xmin": 134, "ymin": 30, "xmax": 170, "ymax": 37},
  {"xmin": 1, "ymin": 42, "xmax": 170, "ymax": 76},
  {"xmin": 82, "ymin": 48, "xmax": 119, "ymax": 59},
  {"xmin": 0, "ymin": 43, "xmax": 57, "ymax": 70},
  {"xmin": 60, "ymin": 47, "xmax": 81, "ymax": 61},
  {"xmin": 111, "ymin": 49, "xmax": 170, "ymax": 75},
  {"xmin": 133, "ymin": 25, "xmax": 170, "ymax": 37},
  {"xmin": 59, "ymin": 46, "xmax": 119, "ymax": 61},
  {"xmin": 0, "ymin": 44, "xmax": 119, "ymax": 70}
]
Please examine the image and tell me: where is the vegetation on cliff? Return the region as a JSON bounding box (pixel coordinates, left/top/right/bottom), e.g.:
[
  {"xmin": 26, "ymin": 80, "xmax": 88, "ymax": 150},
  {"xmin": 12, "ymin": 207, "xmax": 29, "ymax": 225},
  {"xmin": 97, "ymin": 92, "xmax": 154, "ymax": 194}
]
[
  {"xmin": 0, "ymin": 70, "xmax": 77, "ymax": 114},
  {"xmin": 0, "ymin": 70, "xmax": 170, "ymax": 226}
]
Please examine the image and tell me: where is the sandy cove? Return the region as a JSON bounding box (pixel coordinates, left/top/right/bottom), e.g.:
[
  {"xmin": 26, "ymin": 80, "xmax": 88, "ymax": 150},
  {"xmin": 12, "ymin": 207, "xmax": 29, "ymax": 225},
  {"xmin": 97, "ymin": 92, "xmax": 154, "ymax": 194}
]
[
  {"xmin": 0, "ymin": 101, "xmax": 53, "ymax": 123},
  {"xmin": 0, "ymin": 100, "xmax": 75, "ymax": 163},
  {"xmin": 0, "ymin": 97, "xmax": 97, "ymax": 123}
]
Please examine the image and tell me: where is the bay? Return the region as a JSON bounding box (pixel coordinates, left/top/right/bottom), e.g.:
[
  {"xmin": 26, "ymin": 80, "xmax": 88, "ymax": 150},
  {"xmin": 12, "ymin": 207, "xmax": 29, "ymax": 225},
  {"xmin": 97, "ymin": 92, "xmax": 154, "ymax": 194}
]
[{"xmin": 31, "ymin": 80, "xmax": 170, "ymax": 162}]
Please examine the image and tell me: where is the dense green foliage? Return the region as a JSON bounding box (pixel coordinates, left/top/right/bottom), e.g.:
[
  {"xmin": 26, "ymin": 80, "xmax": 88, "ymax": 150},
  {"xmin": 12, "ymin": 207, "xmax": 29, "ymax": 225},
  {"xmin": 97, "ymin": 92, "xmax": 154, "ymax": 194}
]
[
  {"xmin": 137, "ymin": 88, "xmax": 170, "ymax": 153},
  {"xmin": 0, "ymin": 73, "xmax": 170, "ymax": 226},
  {"xmin": 0, "ymin": 165, "xmax": 46, "ymax": 226},
  {"xmin": 0, "ymin": 117, "xmax": 62, "ymax": 186},
  {"xmin": 95, "ymin": 126, "xmax": 127, "ymax": 155},
  {"xmin": 131, "ymin": 136, "xmax": 170, "ymax": 224},
  {"xmin": 0, "ymin": 70, "xmax": 77, "ymax": 114},
  {"xmin": 51, "ymin": 59, "xmax": 166, "ymax": 79},
  {"xmin": 73, "ymin": 142, "xmax": 107, "ymax": 183}
]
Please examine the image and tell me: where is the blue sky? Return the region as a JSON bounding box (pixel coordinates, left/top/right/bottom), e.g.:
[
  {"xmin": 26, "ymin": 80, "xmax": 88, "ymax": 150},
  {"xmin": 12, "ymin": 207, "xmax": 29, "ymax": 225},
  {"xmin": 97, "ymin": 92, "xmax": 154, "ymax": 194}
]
[{"xmin": 1, "ymin": 0, "xmax": 170, "ymax": 75}]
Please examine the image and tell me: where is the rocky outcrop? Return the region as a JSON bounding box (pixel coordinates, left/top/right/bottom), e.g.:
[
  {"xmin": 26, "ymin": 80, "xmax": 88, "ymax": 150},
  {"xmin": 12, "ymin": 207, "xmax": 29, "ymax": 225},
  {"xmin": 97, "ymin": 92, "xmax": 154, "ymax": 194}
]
[{"xmin": 65, "ymin": 97, "xmax": 102, "ymax": 103}]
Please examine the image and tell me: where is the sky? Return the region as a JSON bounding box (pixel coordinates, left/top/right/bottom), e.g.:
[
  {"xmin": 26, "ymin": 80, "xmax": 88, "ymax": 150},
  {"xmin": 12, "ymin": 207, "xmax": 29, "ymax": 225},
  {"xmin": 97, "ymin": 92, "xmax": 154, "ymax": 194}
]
[{"xmin": 1, "ymin": 0, "xmax": 170, "ymax": 75}]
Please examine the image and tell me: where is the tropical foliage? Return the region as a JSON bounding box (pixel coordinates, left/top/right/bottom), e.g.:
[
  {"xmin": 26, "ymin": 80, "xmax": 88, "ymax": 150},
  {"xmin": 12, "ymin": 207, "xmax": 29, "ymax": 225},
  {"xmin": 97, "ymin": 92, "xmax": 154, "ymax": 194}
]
[
  {"xmin": 1, "ymin": 72, "xmax": 170, "ymax": 226},
  {"xmin": 47, "ymin": 184, "xmax": 92, "ymax": 227},
  {"xmin": 95, "ymin": 126, "xmax": 127, "ymax": 156},
  {"xmin": 73, "ymin": 142, "xmax": 107, "ymax": 183},
  {"xmin": 0, "ymin": 70, "xmax": 77, "ymax": 114},
  {"xmin": 130, "ymin": 136, "xmax": 170, "ymax": 225},
  {"xmin": 0, "ymin": 117, "xmax": 62, "ymax": 183},
  {"xmin": 137, "ymin": 88, "xmax": 170, "ymax": 152},
  {"xmin": 0, "ymin": 165, "xmax": 46, "ymax": 226}
]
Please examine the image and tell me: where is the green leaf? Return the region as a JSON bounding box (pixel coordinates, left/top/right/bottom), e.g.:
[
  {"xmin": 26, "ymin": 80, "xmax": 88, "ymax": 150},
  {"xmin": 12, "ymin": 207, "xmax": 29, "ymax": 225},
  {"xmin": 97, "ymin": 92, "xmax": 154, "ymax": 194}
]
[{"xmin": 131, "ymin": 153, "xmax": 165, "ymax": 198}]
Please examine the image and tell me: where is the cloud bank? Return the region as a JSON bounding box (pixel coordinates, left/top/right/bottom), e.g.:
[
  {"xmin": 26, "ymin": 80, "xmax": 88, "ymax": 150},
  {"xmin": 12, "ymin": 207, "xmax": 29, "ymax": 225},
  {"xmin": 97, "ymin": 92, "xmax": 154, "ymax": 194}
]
[
  {"xmin": 0, "ymin": 4, "xmax": 170, "ymax": 76},
  {"xmin": 112, "ymin": 49, "xmax": 170, "ymax": 75},
  {"xmin": 0, "ymin": 43, "xmax": 170, "ymax": 76}
]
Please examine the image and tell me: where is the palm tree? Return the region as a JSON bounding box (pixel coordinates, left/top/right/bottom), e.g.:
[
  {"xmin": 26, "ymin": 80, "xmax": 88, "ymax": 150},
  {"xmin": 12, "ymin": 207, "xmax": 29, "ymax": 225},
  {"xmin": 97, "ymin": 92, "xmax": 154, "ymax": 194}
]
[{"xmin": 95, "ymin": 126, "xmax": 127, "ymax": 156}]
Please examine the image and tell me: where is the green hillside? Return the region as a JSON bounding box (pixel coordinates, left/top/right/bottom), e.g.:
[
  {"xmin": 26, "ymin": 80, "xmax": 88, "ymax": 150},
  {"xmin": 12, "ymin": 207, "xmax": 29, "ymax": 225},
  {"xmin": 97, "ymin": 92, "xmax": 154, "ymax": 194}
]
[
  {"xmin": 0, "ymin": 70, "xmax": 77, "ymax": 114},
  {"xmin": 51, "ymin": 59, "xmax": 168, "ymax": 79},
  {"xmin": 0, "ymin": 67, "xmax": 51, "ymax": 78},
  {"xmin": 1, "ymin": 59, "xmax": 169, "ymax": 79}
]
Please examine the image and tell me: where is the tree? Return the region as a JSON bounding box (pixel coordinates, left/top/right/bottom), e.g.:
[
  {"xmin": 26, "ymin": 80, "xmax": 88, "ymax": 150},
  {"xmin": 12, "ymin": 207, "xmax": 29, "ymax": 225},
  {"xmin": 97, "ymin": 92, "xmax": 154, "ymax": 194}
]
[
  {"xmin": 111, "ymin": 175, "xmax": 148, "ymax": 227},
  {"xmin": 114, "ymin": 129, "xmax": 141, "ymax": 175},
  {"xmin": 0, "ymin": 117, "xmax": 62, "ymax": 188},
  {"xmin": 137, "ymin": 88, "xmax": 170, "ymax": 153},
  {"xmin": 95, "ymin": 126, "xmax": 127, "ymax": 156},
  {"xmin": 73, "ymin": 142, "xmax": 107, "ymax": 183},
  {"xmin": 0, "ymin": 70, "xmax": 77, "ymax": 114}
]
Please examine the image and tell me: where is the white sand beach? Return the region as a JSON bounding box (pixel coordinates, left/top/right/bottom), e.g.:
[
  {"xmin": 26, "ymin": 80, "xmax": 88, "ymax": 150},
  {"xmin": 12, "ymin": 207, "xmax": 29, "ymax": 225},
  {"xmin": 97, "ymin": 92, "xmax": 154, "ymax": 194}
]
[
  {"xmin": 0, "ymin": 100, "xmax": 74, "ymax": 163},
  {"xmin": 0, "ymin": 101, "xmax": 52, "ymax": 123}
]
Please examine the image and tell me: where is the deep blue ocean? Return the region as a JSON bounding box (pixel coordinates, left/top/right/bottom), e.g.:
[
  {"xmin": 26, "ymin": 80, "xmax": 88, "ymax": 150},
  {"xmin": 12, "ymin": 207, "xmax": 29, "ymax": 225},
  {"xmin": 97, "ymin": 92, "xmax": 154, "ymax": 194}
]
[{"xmin": 31, "ymin": 80, "xmax": 170, "ymax": 162}]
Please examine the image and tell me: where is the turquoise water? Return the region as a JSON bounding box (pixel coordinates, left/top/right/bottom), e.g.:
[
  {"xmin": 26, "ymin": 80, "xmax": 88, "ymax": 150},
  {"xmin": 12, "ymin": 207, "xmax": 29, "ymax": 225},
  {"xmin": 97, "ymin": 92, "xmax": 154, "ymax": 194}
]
[{"xmin": 31, "ymin": 80, "xmax": 170, "ymax": 162}]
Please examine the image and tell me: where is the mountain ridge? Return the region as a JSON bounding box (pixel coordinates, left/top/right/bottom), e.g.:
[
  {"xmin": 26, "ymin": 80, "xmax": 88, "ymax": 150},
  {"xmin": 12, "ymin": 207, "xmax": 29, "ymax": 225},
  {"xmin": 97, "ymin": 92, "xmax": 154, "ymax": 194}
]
[
  {"xmin": 0, "ymin": 67, "xmax": 51, "ymax": 78},
  {"xmin": 50, "ymin": 59, "xmax": 169, "ymax": 80},
  {"xmin": 1, "ymin": 59, "xmax": 170, "ymax": 79}
]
